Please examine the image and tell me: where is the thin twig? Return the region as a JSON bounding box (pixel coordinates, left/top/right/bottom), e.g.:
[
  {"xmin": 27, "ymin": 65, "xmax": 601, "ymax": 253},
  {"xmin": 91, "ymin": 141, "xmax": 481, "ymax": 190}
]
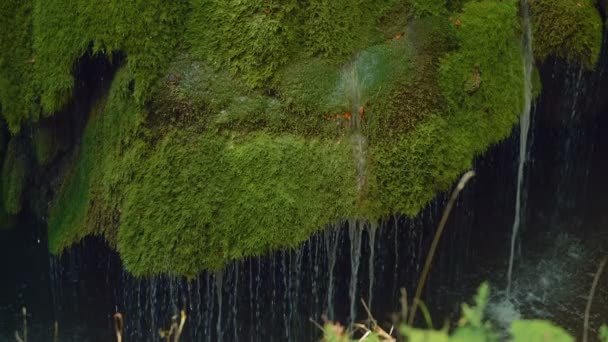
[
  {"xmin": 174, "ymin": 310, "xmax": 187, "ymax": 342},
  {"xmin": 309, "ymin": 318, "xmax": 325, "ymax": 332},
  {"xmin": 360, "ymin": 298, "xmax": 377, "ymax": 328},
  {"xmin": 583, "ymin": 256, "xmax": 607, "ymax": 342},
  {"xmin": 22, "ymin": 307, "xmax": 27, "ymax": 342},
  {"xmin": 113, "ymin": 313, "xmax": 124, "ymax": 342},
  {"xmin": 14, "ymin": 332, "xmax": 23, "ymax": 342},
  {"xmin": 53, "ymin": 321, "xmax": 58, "ymax": 342},
  {"xmin": 408, "ymin": 171, "xmax": 476, "ymax": 325}
]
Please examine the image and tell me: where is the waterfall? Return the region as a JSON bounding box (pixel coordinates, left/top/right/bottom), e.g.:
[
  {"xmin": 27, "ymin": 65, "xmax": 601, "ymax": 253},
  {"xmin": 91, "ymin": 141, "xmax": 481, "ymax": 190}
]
[{"xmin": 506, "ymin": 0, "xmax": 534, "ymax": 297}]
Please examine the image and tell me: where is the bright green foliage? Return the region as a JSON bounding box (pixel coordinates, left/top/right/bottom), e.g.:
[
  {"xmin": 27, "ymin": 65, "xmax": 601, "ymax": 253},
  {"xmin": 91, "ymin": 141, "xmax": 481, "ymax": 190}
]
[
  {"xmin": 326, "ymin": 284, "xmax": 579, "ymax": 342},
  {"xmin": 48, "ymin": 68, "xmax": 142, "ymax": 253},
  {"xmin": 369, "ymin": 0, "xmax": 524, "ymax": 217},
  {"xmin": 118, "ymin": 132, "xmax": 357, "ymax": 275},
  {"xmin": 0, "ymin": 0, "xmax": 36, "ymax": 133},
  {"xmin": 411, "ymin": 0, "xmax": 447, "ymax": 18},
  {"xmin": 529, "ymin": 0, "xmax": 603, "ymax": 69},
  {"xmin": 601, "ymin": 325, "xmax": 608, "ymax": 342},
  {"xmin": 510, "ymin": 321, "xmax": 573, "ymax": 342},
  {"xmin": 2, "ymin": 137, "xmax": 28, "ymax": 215}
]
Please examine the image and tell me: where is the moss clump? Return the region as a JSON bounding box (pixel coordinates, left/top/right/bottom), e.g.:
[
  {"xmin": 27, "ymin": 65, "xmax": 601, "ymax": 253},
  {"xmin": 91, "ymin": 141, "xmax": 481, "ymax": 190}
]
[
  {"xmin": 411, "ymin": 0, "xmax": 447, "ymax": 18},
  {"xmin": 367, "ymin": 0, "xmax": 524, "ymax": 217},
  {"xmin": 117, "ymin": 131, "xmax": 357, "ymax": 275},
  {"xmin": 0, "ymin": 0, "xmax": 36, "ymax": 133},
  {"xmin": 0, "ymin": 0, "xmax": 187, "ymax": 134},
  {"xmin": 2, "ymin": 137, "xmax": 29, "ymax": 215},
  {"xmin": 48, "ymin": 68, "xmax": 141, "ymax": 253},
  {"xmin": 32, "ymin": 119, "xmax": 69, "ymax": 166},
  {"xmin": 186, "ymin": 0, "xmax": 404, "ymax": 89},
  {"xmin": 529, "ymin": 0, "xmax": 603, "ymax": 68},
  {"xmin": 0, "ymin": 121, "xmax": 10, "ymax": 226},
  {"xmin": 45, "ymin": 0, "xmax": 530, "ymax": 277}
]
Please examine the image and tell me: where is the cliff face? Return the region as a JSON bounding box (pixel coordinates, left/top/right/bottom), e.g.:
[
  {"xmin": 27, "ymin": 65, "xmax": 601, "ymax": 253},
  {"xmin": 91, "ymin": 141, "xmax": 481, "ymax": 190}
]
[{"xmin": 0, "ymin": 0, "xmax": 604, "ymax": 276}]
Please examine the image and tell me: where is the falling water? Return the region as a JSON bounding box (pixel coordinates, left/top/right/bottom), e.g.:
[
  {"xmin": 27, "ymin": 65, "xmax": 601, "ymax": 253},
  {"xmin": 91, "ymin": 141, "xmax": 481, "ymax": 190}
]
[
  {"xmin": 506, "ymin": 0, "xmax": 534, "ymax": 297},
  {"xmin": 348, "ymin": 221, "xmax": 363, "ymax": 326},
  {"xmin": 367, "ymin": 224, "xmax": 377, "ymax": 310},
  {"xmin": 325, "ymin": 227, "xmax": 339, "ymax": 320}
]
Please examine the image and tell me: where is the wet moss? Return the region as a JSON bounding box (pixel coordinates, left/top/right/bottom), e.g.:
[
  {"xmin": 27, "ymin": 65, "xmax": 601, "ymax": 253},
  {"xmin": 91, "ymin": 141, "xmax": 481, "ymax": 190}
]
[
  {"xmin": 530, "ymin": 0, "xmax": 603, "ymax": 68},
  {"xmin": 118, "ymin": 132, "xmax": 357, "ymax": 275},
  {"xmin": 27, "ymin": 0, "xmax": 532, "ymax": 276},
  {"xmin": 0, "ymin": 0, "xmax": 36, "ymax": 133},
  {"xmin": 366, "ymin": 0, "xmax": 524, "ymax": 218},
  {"xmin": 48, "ymin": 68, "xmax": 142, "ymax": 253},
  {"xmin": 0, "ymin": 0, "xmax": 187, "ymax": 133},
  {"xmin": 2, "ymin": 137, "xmax": 29, "ymax": 215}
]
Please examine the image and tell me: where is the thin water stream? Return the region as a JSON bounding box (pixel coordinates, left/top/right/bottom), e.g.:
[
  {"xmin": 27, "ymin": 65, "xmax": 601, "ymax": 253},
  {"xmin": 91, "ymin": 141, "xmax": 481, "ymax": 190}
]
[{"xmin": 506, "ymin": 0, "xmax": 534, "ymax": 298}]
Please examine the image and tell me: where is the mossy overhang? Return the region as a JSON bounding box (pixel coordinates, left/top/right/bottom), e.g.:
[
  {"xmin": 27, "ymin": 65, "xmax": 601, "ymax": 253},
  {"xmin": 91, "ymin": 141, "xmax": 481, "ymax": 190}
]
[{"xmin": 0, "ymin": 0, "xmax": 604, "ymax": 276}]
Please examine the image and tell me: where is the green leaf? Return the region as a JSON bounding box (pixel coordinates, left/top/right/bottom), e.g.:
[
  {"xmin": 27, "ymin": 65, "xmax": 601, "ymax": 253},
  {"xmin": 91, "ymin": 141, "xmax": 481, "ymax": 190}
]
[
  {"xmin": 450, "ymin": 326, "xmax": 497, "ymax": 342},
  {"xmin": 510, "ymin": 320, "xmax": 574, "ymax": 342},
  {"xmin": 460, "ymin": 282, "xmax": 490, "ymax": 327},
  {"xmin": 400, "ymin": 325, "xmax": 449, "ymax": 342},
  {"xmin": 600, "ymin": 325, "xmax": 608, "ymax": 342}
]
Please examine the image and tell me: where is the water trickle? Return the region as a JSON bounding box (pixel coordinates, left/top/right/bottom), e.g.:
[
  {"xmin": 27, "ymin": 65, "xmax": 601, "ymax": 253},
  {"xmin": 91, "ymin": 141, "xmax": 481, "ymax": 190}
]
[
  {"xmin": 325, "ymin": 227, "xmax": 339, "ymax": 320},
  {"xmin": 348, "ymin": 220, "xmax": 363, "ymax": 326},
  {"xmin": 367, "ymin": 224, "xmax": 377, "ymax": 310},
  {"xmin": 215, "ymin": 271, "xmax": 224, "ymax": 340},
  {"xmin": 506, "ymin": 0, "xmax": 534, "ymax": 297}
]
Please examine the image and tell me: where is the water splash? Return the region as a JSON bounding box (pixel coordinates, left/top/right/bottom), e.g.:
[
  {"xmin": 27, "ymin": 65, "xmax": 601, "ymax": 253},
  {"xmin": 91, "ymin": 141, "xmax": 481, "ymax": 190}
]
[{"xmin": 507, "ymin": 0, "xmax": 534, "ymax": 297}]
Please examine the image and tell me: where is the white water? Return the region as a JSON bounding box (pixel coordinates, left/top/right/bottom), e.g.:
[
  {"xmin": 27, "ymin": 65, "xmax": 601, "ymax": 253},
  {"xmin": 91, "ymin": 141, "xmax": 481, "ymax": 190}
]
[{"xmin": 506, "ymin": 0, "xmax": 534, "ymax": 297}]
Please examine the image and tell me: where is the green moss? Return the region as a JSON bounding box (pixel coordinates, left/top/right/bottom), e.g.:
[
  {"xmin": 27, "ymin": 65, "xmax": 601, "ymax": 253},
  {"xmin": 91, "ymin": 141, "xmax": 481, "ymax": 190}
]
[
  {"xmin": 117, "ymin": 131, "xmax": 357, "ymax": 275},
  {"xmin": 0, "ymin": 121, "xmax": 10, "ymax": 226},
  {"xmin": 529, "ymin": 0, "xmax": 603, "ymax": 68},
  {"xmin": 411, "ymin": 0, "xmax": 447, "ymax": 18},
  {"xmin": 186, "ymin": 0, "xmax": 405, "ymax": 89},
  {"xmin": 366, "ymin": 0, "xmax": 524, "ymax": 217},
  {"xmin": 2, "ymin": 137, "xmax": 29, "ymax": 215},
  {"xmin": 43, "ymin": 0, "xmax": 530, "ymax": 277},
  {"xmin": 0, "ymin": 0, "xmax": 187, "ymax": 132},
  {"xmin": 48, "ymin": 68, "xmax": 142, "ymax": 253},
  {"xmin": 0, "ymin": 0, "xmax": 36, "ymax": 133},
  {"xmin": 32, "ymin": 120, "xmax": 69, "ymax": 166}
]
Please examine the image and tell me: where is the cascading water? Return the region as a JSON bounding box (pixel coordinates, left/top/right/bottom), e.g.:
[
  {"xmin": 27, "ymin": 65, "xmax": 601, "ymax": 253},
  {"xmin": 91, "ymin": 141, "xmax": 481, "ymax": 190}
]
[{"xmin": 506, "ymin": 0, "xmax": 534, "ymax": 297}]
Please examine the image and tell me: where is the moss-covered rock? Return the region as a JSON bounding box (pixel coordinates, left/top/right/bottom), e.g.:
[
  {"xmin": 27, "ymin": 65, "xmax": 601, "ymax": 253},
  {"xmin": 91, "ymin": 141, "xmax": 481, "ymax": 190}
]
[
  {"xmin": 366, "ymin": 0, "xmax": 524, "ymax": 218},
  {"xmin": 529, "ymin": 0, "xmax": 603, "ymax": 68},
  {"xmin": 48, "ymin": 68, "xmax": 142, "ymax": 253},
  {"xmin": 11, "ymin": 0, "xmax": 550, "ymax": 276},
  {"xmin": 2, "ymin": 137, "xmax": 29, "ymax": 215}
]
